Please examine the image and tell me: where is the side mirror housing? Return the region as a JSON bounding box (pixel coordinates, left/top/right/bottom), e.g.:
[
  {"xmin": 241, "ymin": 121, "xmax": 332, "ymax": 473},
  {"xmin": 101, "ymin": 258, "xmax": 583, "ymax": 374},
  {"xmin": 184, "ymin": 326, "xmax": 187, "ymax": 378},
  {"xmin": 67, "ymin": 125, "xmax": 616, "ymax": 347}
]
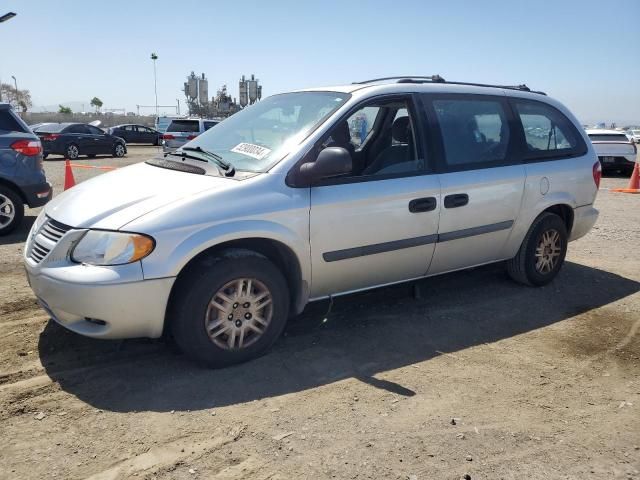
[{"xmin": 296, "ymin": 147, "xmax": 352, "ymax": 186}]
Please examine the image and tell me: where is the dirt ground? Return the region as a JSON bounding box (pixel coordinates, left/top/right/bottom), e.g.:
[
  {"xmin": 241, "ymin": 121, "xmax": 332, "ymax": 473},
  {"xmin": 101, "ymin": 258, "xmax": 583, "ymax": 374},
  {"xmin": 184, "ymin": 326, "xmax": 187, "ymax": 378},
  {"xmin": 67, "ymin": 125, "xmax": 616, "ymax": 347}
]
[{"xmin": 0, "ymin": 146, "xmax": 638, "ymax": 480}]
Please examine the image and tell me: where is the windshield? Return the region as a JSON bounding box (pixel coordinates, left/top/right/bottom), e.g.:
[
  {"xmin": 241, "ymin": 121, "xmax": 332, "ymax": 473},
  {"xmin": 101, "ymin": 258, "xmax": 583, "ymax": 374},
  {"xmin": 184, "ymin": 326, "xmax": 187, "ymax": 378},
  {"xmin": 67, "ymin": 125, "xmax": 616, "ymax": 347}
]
[{"xmin": 185, "ymin": 91, "xmax": 350, "ymax": 172}]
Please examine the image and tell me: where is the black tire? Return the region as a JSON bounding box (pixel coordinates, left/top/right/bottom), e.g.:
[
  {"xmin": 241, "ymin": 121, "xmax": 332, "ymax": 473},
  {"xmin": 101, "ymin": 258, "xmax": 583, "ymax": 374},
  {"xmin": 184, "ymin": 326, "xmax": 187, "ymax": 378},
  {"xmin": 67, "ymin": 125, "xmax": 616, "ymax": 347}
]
[
  {"xmin": 507, "ymin": 212, "xmax": 568, "ymax": 287},
  {"xmin": 0, "ymin": 185, "xmax": 25, "ymax": 236},
  {"xmin": 170, "ymin": 249, "xmax": 290, "ymax": 367},
  {"xmin": 43, "ymin": 154, "xmax": 48, "ymax": 160},
  {"xmin": 113, "ymin": 143, "xmax": 126, "ymax": 158},
  {"xmin": 65, "ymin": 143, "xmax": 79, "ymax": 160}
]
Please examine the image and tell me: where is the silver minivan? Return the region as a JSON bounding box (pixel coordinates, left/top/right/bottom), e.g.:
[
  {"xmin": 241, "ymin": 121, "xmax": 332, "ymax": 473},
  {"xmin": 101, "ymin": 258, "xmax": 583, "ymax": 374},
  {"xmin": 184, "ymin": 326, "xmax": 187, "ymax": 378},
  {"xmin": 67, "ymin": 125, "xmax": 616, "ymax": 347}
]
[
  {"xmin": 162, "ymin": 118, "xmax": 219, "ymax": 153},
  {"xmin": 24, "ymin": 77, "xmax": 600, "ymax": 367}
]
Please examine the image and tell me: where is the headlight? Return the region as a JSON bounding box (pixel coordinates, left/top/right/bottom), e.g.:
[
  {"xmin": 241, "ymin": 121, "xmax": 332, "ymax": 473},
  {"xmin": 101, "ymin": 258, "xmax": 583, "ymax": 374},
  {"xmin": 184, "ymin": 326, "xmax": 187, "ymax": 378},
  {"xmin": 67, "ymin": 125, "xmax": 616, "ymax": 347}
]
[{"xmin": 71, "ymin": 230, "xmax": 155, "ymax": 266}]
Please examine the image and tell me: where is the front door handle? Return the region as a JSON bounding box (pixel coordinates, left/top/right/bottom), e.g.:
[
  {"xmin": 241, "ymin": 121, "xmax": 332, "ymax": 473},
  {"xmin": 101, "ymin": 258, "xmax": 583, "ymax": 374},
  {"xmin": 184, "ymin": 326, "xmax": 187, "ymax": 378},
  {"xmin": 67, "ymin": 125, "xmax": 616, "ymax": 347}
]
[
  {"xmin": 444, "ymin": 193, "xmax": 469, "ymax": 208},
  {"xmin": 409, "ymin": 197, "xmax": 437, "ymax": 213}
]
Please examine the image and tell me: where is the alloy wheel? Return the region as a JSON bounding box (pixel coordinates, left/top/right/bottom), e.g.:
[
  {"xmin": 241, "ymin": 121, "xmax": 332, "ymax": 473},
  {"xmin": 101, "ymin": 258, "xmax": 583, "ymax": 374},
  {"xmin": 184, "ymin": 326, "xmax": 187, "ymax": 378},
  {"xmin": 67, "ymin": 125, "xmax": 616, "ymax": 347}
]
[
  {"xmin": 67, "ymin": 145, "xmax": 79, "ymax": 159},
  {"xmin": 535, "ymin": 229, "xmax": 562, "ymax": 274},
  {"xmin": 0, "ymin": 194, "xmax": 15, "ymax": 228},
  {"xmin": 205, "ymin": 278, "xmax": 273, "ymax": 350}
]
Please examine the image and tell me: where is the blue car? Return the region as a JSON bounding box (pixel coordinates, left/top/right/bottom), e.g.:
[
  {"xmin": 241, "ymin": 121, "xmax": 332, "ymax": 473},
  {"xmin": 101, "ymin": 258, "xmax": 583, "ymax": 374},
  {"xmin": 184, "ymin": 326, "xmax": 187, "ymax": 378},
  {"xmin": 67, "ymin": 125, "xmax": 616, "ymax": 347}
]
[{"xmin": 0, "ymin": 103, "xmax": 52, "ymax": 235}]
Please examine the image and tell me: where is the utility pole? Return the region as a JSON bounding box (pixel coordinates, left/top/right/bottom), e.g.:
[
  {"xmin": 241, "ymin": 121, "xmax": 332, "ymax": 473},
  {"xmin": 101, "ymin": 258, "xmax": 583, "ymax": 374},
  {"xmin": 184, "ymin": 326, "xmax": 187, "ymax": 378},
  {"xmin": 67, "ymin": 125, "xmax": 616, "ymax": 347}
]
[
  {"xmin": 0, "ymin": 12, "xmax": 17, "ymax": 102},
  {"xmin": 150, "ymin": 53, "xmax": 158, "ymax": 119},
  {"xmin": 176, "ymin": 98, "xmax": 180, "ymax": 115},
  {"xmin": 11, "ymin": 75, "xmax": 17, "ymax": 104}
]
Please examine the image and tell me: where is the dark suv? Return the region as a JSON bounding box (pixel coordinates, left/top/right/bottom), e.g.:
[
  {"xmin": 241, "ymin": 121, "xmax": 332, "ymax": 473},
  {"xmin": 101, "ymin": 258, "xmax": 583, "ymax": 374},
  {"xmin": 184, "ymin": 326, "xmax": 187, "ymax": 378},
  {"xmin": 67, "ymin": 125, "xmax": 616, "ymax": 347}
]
[
  {"xmin": 0, "ymin": 103, "xmax": 52, "ymax": 235},
  {"xmin": 34, "ymin": 123, "xmax": 127, "ymax": 159}
]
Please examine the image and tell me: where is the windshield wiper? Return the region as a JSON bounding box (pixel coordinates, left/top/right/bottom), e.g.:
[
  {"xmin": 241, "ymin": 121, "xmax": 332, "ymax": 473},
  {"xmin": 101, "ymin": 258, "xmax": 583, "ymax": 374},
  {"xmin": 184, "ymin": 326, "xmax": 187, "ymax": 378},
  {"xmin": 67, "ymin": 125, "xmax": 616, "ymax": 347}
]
[{"xmin": 181, "ymin": 146, "xmax": 235, "ymax": 177}]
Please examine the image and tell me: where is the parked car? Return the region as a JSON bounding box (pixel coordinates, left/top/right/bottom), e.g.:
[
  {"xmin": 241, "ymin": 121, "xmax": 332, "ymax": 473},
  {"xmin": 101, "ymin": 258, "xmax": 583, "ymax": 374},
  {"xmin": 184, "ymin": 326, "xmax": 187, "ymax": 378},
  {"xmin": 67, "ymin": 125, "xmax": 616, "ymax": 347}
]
[
  {"xmin": 586, "ymin": 129, "xmax": 637, "ymax": 175},
  {"xmin": 24, "ymin": 77, "xmax": 600, "ymax": 367},
  {"xmin": 108, "ymin": 124, "xmax": 161, "ymax": 145},
  {"xmin": 162, "ymin": 118, "xmax": 219, "ymax": 153},
  {"xmin": 0, "ymin": 103, "xmax": 52, "ymax": 235},
  {"xmin": 626, "ymin": 129, "xmax": 640, "ymax": 144},
  {"xmin": 33, "ymin": 123, "xmax": 127, "ymax": 160}
]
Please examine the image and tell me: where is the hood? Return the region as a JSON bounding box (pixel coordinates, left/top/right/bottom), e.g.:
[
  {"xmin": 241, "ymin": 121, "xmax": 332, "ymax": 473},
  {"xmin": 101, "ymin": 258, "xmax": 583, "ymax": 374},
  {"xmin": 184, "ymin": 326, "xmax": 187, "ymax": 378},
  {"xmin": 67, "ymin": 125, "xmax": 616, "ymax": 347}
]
[{"xmin": 45, "ymin": 162, "xmax": 237, "ymax": 229}]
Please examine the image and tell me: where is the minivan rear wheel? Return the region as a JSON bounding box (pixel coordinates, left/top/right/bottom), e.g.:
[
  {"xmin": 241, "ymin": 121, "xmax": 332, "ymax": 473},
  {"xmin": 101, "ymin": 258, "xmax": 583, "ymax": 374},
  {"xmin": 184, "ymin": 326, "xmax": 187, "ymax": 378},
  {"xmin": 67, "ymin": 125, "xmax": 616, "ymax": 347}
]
[
  {"xmin": 0, "ymin": 186, "xmax": 24, "ymax": 236},
  {"xmin": 507, "ymin": 212, "xmax": 567, "ymax": 286},
  {"xmin": 170, "ymin": 250, "xmax": 290, "ymax": 367}
]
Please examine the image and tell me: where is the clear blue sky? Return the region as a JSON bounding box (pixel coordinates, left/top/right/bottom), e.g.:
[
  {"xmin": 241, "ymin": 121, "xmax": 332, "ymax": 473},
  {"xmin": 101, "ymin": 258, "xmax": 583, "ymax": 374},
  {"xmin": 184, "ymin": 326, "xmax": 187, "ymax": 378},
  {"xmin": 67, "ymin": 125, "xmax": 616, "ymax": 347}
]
[{"xmin": 1, "ymin": 0, "xmax": 638, "ymax": 124}]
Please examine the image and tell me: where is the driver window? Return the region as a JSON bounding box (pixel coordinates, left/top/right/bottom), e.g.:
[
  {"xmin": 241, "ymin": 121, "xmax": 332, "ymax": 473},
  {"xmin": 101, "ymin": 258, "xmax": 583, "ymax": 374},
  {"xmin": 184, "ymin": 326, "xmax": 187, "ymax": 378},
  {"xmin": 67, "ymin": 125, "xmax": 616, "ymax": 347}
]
[{"xmin": 320, "ymin": 99, "xmax": 422, "ymax": 178}]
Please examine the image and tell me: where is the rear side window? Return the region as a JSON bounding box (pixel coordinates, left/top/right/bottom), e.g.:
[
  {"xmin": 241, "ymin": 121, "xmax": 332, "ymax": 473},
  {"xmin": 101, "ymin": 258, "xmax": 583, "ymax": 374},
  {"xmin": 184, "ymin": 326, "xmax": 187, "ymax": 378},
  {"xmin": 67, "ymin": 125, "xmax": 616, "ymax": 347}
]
[
  {"xmin": 432, "ymin": 98, "xmax": 511, "ymax": 167},
  {"xmin": 167, "ymin": 120, "xmax": 199, "ymax": 133},
  {"xmin": 514, "ymin": 101, "xmax": 586, "ymax": 158},
  {"xmin": 0, "ymin": 110, "xmax": 27, "ymax": 133},
  {"xmin": 203, "ymin": 121, "xmax": 218, "ymax": 131}
]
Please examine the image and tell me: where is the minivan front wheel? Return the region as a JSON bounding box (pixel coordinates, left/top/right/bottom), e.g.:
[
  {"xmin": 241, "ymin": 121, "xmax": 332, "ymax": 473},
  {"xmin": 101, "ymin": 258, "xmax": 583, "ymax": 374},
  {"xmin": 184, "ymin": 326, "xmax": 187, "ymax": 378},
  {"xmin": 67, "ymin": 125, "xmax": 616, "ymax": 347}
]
[
  {"xmin": 170, "ymin": 250, "xmax": 290, "ymax": 367},
  {"xmin": 0, "ymin": 186, "xmax": 24, "ymax": 236},
  {"xmin": 507, "ymin": 212, "xmax": 568, "ymax": 286}
]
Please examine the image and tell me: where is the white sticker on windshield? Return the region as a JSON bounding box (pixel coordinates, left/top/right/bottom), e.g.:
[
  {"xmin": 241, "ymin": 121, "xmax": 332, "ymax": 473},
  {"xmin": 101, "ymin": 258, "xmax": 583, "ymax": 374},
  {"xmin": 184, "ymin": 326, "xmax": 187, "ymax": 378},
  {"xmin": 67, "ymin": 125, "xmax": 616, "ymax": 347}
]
[{"xmin": 231, "ymin": 143, "xmax": 271, "ymax": 160}]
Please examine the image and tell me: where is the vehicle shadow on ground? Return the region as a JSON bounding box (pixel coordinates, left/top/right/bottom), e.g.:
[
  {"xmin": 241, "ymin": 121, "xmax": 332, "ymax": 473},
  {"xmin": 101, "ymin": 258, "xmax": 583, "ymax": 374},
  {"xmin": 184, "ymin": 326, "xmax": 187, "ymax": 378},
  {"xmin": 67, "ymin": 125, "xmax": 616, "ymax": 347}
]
[
  {"xmin": 0, "ymin": 216, "xmax": 35, "ymax": 245},
  {"xmin": 38, "ymin": 261, "xmax": 639, "ymax": 413}
]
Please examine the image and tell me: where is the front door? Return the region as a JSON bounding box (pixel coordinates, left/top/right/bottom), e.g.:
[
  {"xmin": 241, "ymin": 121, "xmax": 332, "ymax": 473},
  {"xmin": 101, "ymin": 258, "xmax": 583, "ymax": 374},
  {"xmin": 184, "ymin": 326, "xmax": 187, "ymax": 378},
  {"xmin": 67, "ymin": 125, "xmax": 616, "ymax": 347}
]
[
  {"xmin": 421, "ymin": 94, "xmax": 526, "ymax": 274},
  {"xmin": 309, "ymin": 95, "xmax": 441, "ymax": 298}
]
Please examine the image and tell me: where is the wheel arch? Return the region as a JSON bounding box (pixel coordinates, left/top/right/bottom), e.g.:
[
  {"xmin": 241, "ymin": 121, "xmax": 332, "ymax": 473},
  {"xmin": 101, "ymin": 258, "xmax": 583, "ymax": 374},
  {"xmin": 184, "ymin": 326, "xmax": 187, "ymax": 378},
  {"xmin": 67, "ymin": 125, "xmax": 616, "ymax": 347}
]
[
  {"xmin": 0, "ymin": 177, "xmax": 27, "ymax": 204},
  {"xmin": 164, "ymin": 236, "xmax": 307, "ymax": 336},
  {"xmin": 541, "ymin": 203, "xmax": 574, "ymax": 235}
]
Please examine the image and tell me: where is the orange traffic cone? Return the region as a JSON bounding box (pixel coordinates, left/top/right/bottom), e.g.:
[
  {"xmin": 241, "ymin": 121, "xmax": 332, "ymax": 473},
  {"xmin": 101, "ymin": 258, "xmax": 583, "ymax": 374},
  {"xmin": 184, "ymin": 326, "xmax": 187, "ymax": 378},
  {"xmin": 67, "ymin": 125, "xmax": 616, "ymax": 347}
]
[
  {"xmin": 611, "ymin": 161, "xmax": 640, "ymax": 194},
  {"xmin": 64, "ymin": 159, "xmax": 76, "ymax": 190}
]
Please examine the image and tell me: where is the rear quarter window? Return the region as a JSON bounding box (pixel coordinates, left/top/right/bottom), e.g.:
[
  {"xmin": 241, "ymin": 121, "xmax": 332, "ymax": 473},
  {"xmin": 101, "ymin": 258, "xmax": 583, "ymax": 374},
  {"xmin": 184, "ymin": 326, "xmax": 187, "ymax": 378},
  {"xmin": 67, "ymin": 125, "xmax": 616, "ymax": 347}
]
[
  {"xmin": 167, "ymin": 120, "xmax": 199, "ymax": 133},
  {"xmin": 514, "ymin": 100, "xmax": 587, "ymax": 159},
  {"xmin": 0, "ymin": 110, "xmax": 27, "ymax": 133}
]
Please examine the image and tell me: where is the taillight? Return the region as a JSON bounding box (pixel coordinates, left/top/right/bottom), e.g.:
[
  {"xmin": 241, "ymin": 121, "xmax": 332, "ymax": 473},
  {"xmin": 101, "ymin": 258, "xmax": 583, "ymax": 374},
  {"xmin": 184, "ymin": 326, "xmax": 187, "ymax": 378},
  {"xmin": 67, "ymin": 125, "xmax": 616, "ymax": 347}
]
[
  {"xmin": 593, "ymin": 161, "xmax": 602, "ymax": 189},
  {"xmin": 186, "ymin": 134, "xmax": 198, "ymax": 140},
  {"xmin": 11, "ymin": 139, "xmax": 42, "ymax": 156},
  {"xmin": 41, "ymin": 133, "xmax": 60, "ymax": 141},
  {"xmin": 162, "ymin": 134, "xmax": 175, "ymax": 140}
]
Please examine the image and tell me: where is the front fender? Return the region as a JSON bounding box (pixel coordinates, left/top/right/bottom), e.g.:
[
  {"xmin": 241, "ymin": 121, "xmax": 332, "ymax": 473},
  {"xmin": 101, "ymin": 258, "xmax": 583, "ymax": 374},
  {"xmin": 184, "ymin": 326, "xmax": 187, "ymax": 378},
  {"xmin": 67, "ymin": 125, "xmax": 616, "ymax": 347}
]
[{"xmin": 141, "ymin": 218, "xmax": 311, "ymax": 288}]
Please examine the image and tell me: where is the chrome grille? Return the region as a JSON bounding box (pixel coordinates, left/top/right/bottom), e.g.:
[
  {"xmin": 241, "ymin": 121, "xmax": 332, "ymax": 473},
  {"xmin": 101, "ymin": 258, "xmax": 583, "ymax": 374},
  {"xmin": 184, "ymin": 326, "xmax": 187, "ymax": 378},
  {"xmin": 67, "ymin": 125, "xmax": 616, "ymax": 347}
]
[{"xmin": 28, "ymin": 217, "xmax": 72, "ymax": 264}]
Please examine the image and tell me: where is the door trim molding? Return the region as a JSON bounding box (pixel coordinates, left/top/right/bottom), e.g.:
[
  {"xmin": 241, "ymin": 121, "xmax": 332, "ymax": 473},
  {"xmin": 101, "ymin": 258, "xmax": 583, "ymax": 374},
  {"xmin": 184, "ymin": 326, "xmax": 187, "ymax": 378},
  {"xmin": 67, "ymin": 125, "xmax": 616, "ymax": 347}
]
[
  {"xmin": 322, "ymin": 220, "xmax": 514, "ymax": 262},
  {"xmin": 437, "ymin": 220, "xmax": 514, "ymax": 242},
  {"xmin": 322, "ymin": 234, "xmax": 438, "ymax": 262}
]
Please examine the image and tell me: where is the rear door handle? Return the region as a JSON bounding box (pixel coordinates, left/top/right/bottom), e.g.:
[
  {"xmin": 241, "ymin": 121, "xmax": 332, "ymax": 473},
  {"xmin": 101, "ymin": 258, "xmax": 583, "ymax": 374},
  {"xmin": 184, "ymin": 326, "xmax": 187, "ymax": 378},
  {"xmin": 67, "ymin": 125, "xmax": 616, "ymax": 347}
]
[
  {"xmin": 409, "ymin": 197, "xmax": 437, "ymax": 213},
  {"xmin": 444, "ymin": 193, "xmax": 469, "ymax": 208}
]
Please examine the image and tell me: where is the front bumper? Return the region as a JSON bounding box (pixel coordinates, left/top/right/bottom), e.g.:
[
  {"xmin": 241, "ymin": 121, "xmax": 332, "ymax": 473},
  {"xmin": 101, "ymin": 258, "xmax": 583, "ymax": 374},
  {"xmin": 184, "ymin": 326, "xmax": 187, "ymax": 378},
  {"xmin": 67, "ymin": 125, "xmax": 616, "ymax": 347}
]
[
  {"xmin": 569, "ymin": 205, "xmax": 599, "ymax": 242},
  {"xmin": 21, "ymin": 181, "xmax": 53, "ymax": 208},
  {"xmin": 25, "ymin": 261, "xmax": 175, "ymax": 339}
]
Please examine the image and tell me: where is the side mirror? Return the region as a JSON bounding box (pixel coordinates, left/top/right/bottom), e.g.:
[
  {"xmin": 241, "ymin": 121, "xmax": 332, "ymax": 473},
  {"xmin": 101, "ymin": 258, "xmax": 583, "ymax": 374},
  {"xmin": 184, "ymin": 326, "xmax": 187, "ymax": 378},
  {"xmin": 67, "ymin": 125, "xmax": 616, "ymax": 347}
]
[{"xmin": 298, "ymin": 147, "xmax": 352, "ymax": 186}]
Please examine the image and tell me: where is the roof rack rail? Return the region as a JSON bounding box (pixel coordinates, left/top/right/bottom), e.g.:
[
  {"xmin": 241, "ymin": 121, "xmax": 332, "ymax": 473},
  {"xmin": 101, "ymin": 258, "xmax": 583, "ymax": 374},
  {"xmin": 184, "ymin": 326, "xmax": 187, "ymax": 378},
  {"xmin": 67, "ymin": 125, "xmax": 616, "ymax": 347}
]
[
  {"xmin": 353, "ymin": 76, "xmax": 546, "ymax": 95},
  {"xmin": 352, "ymin": 75, "xmax": 445, "ymax": 85}
]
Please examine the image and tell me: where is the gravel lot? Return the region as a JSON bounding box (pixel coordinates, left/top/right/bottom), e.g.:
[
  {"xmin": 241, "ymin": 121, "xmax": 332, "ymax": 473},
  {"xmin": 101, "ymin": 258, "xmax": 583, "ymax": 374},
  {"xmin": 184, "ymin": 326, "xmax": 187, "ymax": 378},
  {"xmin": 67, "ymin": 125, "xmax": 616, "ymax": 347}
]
[{"xmin": 0, "ymin": 146, "xmax": 638, "ymax": 479}]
